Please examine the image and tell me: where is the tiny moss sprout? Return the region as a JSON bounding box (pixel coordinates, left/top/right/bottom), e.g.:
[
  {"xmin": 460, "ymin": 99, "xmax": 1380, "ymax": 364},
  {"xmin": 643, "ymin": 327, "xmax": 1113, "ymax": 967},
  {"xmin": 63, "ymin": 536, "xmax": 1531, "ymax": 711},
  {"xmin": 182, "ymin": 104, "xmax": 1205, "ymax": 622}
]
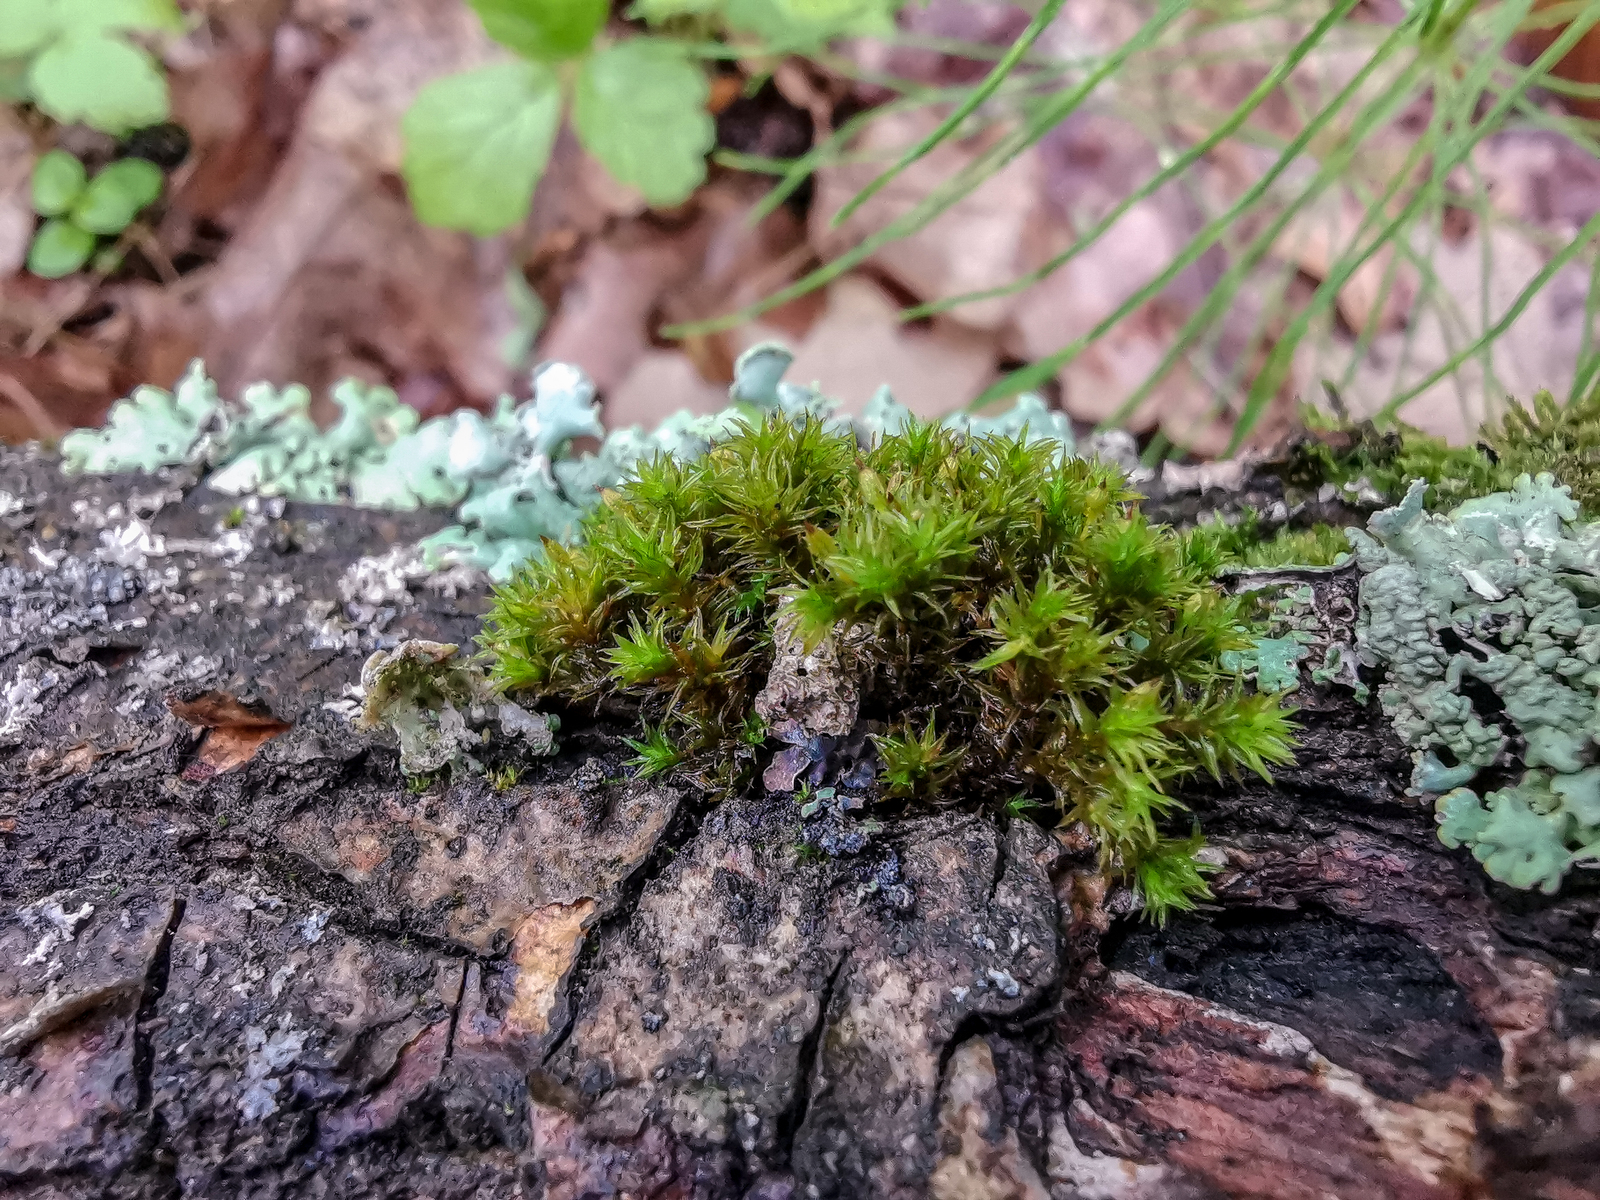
[
  {"xmin": 484, "ymin": 415, "xmax": 1296, "ymax": 922},
  {"xmin": 623, "ymin": 723, "xmax": 685, "ymax": 780},
  {"xmin": 872, "ymin": 714, "xmax": 965, "ymax": 800}
]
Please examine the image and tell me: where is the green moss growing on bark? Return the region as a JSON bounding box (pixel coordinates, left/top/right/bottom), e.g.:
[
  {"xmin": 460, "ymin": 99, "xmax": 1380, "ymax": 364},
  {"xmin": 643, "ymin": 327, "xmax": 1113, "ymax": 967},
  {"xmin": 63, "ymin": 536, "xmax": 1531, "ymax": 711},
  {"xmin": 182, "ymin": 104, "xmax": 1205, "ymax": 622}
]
[
  {"xmin": 483, "ymin": 415, "xmax": 1295, "ymax": 922},
  {"xmin": 1289, "ymin": 389, "xmax": 1600, "ymax": 518}
]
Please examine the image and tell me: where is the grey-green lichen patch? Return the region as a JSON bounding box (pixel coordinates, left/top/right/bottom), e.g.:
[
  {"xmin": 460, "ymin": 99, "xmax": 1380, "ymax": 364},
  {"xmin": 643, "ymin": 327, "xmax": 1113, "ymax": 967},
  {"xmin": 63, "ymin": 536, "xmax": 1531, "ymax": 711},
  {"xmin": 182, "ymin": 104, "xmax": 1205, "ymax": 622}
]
[
  {"xmin": 1350, "ymin": 475, "xmax": 1600, "ymax": 892},
  {"xmin": 355, "ymin": 639, "xmax": 555, "ymax": 775},
  {"xmin": 1220, "ymin": 582, "xmax": 1334, "ymax": 696},
  {"xmin": 59, "ymin": 344, "xmax": 1088, "ymax": 588},
  {"xmin": 1224, "ymin": 634, "xmax": 1312, "ymax": 694},
  {"xmin": 58, "ymin": 364, "xmax": 222, "ymax": 475}
]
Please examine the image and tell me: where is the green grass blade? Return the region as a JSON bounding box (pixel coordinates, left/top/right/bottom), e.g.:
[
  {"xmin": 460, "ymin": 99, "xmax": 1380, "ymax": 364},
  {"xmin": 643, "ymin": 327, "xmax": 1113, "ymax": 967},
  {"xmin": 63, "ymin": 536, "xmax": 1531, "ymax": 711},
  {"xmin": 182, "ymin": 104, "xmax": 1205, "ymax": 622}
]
[
  {"xmin": 1374, "ymin": 209, "xmax": 1600, "ymax": 419},
  {"xmin": 967, "ymin": 20, "xmax": 1423, "ymax": 411},
  {"xmin": 1226, "ymin": 0, "xmax": 1588, "ymax": 453},
  {"xmin": 661, "ymin": 0, "xmax": 1192, "ymax": 340},
  {"xmin": 828, "ymin": 0, "xmax": 1071, "ymax": 229},
  {"xmin": 1571, "ymin": 254, "xmax": 1600, "ymax": 401},
  {"xmin": 906, "ymin": 0, "xmax": 1367, "ymax": 323},
  {"xmin": 1081, "ymin": 76, "xmax": 1436, "ymax": 432}
]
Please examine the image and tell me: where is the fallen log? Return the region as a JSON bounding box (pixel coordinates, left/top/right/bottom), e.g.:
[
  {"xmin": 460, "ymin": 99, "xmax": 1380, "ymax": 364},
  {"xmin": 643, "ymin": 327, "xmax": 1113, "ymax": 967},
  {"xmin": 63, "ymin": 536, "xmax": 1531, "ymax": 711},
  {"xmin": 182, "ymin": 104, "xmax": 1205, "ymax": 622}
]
[{"xmin": 1, "ymin": 441, "xmax": 1595, "ymax": 1200}]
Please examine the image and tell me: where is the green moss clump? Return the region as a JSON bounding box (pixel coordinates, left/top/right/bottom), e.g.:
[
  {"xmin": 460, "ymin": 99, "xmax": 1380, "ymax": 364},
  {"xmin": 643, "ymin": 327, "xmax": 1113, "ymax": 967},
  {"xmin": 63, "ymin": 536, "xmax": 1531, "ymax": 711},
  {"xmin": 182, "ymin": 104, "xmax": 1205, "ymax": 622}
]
[
  {"xmin": 484, "ymin": 416, "xmax": 1295, "ymax": 921},
  {"xmin": 1291, "ymin": 389, "xmax": 1600, "ymax": 517},
  {"xmin": 1486, "ymin": 389, "xmax": 1600, "ymax": 516},
  {"xmin": 1199, "ymin": 508, "xmax": 1351, "ymax": 569},
  {"xmin": 1288, "ymin": 421, "xmax": 1516, "ymax": 512}
]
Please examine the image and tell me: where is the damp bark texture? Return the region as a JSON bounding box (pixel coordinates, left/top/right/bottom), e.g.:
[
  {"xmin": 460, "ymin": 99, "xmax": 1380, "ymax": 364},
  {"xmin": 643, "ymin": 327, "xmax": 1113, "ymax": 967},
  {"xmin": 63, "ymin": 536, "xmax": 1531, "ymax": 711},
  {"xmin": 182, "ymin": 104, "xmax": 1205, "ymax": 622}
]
[{"xmin": 1, "ymin": 442, "xmax": 1597, "ymax": 1200}]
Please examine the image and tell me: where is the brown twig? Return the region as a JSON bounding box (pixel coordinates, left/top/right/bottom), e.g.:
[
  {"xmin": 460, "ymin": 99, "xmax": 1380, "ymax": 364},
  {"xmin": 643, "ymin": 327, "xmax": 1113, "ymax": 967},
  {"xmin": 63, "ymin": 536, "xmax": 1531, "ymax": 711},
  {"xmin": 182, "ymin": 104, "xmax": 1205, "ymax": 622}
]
[{"xmin": 0, "ymin": 372, "xmax": 66, "ymax": 440}]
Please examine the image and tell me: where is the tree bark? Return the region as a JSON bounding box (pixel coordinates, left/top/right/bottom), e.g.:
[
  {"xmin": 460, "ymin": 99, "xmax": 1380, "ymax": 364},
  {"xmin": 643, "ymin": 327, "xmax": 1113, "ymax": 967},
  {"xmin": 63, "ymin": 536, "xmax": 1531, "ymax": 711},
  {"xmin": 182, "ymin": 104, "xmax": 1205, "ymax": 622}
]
[{"xmin": 1, "ymin": 443, "xmax": 1596, "ymax": 1200}]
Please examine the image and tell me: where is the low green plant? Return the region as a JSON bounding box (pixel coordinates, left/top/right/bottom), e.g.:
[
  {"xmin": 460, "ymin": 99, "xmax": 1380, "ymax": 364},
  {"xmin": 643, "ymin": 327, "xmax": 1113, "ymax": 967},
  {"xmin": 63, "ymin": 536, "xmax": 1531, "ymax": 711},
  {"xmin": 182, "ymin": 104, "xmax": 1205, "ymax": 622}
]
[
  {"xmin": 871, "ymin": 713, "xmax": 964, "ymax": 800},
  {"xmin": 490, "ymin": 764, "xmax": 521, "ymax": 791},
  {"xmin": 624, "ymin": 722, "xmax": 687, "ymax": 779},
  {"xmin": 1288, "ymin": 419, "xmax": 1517, "ymax": 513},
  {"xmin": 27, "ymin": 149, "xmax": 163, "ymax": 278},
  {"xmin": 1487, "ymin": 389, "xmax": 1600, "ymax": 516},
  {"xmin": 1, "ymin": 0, "xmax": 182, "ymax": 133},
  {"xmin": 401, "ymin": 0, "xmax": 915, "ymax": 235},
  {"xmin": 484, "ymin": 415, "xmax": 1296, "ymax": 921}
]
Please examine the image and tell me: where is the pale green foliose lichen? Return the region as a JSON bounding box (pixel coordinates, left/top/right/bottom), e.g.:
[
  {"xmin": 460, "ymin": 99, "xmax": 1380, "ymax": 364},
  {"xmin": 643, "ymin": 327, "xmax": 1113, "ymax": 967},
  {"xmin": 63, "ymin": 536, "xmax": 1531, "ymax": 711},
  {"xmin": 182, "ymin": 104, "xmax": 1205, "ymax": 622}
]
[
  {"xmin": 58, "ymin": 343, "xmax": 1078, "ymax": 583},
  {"xmin": 1224, "ymin": 634, "xmax": 1312, "ymax": 694},
  {"xmin": 1350, "ymin": 474, "xmax": 1600, "ymax": 892}
]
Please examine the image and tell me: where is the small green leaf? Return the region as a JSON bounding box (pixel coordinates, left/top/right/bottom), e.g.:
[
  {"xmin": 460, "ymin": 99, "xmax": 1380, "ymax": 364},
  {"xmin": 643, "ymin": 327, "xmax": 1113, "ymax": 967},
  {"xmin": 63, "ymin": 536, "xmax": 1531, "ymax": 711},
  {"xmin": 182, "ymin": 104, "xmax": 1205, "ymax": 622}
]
[
  {"xmin": 629, "ymin": 0, "xmax": 721, "ymax": 20},
  {"xmin": 0, "ymin": 0, "xmax": 53, "ymax": 57},
  {"xmin": 401, "ymin": 61, "xmax": 562, "ymax": 236},
  {"xmin": 723, "ymin": 0, "xmax": 894, "ymax": 47},
  {"xmin": 29, "ymin": 33, "xmax": 170, "ymax": 133},
  {"xmin": 58, "ymin": 0, "xmax": 185, "ymax": 36},
  {"xmin": 72, "ymin": 157, "xmax": 162, "ymax": 234},
  {"xmin": 468, "ymin": 0, "xmax": 606, "ymax": 59},
  {"xmin": 31, "ymin": 150, "xmax": 87, "ymax": 217},
  {"xmin": 573, "ymin": 40, "xmax": 713, "ymax": 206},
  {"xmin": 28, "ymin": 218, "xmax": 96, "ymax": 279}
]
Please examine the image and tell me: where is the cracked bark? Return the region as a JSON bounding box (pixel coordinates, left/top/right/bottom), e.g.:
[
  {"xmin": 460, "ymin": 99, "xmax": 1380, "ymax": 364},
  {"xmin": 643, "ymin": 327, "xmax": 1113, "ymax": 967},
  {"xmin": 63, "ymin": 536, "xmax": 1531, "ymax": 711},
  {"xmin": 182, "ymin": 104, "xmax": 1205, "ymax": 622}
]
[{"xmin": 1, "ymin": 443, "xmax": 1598, "ymax": 1200}]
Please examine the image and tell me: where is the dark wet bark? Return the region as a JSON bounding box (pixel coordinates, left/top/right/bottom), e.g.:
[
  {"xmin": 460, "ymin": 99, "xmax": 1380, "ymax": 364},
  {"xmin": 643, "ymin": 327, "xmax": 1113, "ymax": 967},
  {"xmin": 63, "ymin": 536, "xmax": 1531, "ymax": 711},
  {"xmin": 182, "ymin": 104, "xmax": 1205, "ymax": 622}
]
[{"xmin": 2, "ymin": 444, "xmax": 1597, "ymax": 1200}]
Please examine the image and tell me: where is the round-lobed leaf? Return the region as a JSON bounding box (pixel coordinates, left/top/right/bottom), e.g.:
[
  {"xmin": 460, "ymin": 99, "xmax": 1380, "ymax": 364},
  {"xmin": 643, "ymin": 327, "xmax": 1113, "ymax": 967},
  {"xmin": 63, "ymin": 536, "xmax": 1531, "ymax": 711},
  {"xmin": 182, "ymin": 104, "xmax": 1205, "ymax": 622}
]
[
  {"xmin": 0, "ymin": 0, "xmax": 54, "ymax": 58},
  {"xmin": 72, "ymin": 157, "xmax": 163, "ymax": 234},
  {"xmin": 572, "ymin": 40, "xmax": 714, "ymax": 207},
  {"xmin": 29, "ymin": 32, "xmax": 170, "ymax": 133},
  {"xmin": 401, "ymin": 61, "xmax": 563, "ymax": 236},
  {"xmin": 27, "ymin": 218, "xmax": 96, "ymax": 278},
  {"xmin": 31, "ymin": 149, "xmax": 88, "ymax": 218},
  {"xmin": 57, "ymin": 0, "xmax": 185, "ymax": 36},
  {"xmin": 468, "ymin": 0, "xmax": 606, "ymax": 60}
]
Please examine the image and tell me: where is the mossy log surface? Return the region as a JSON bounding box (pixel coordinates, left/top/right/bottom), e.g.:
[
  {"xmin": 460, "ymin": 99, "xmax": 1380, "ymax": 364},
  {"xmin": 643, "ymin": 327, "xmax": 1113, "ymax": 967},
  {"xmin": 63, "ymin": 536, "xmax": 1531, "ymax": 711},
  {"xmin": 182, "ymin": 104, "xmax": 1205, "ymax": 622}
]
[{"xmin": 1, "ymin": 443, "xmax": 1596, "ymax": 1200}]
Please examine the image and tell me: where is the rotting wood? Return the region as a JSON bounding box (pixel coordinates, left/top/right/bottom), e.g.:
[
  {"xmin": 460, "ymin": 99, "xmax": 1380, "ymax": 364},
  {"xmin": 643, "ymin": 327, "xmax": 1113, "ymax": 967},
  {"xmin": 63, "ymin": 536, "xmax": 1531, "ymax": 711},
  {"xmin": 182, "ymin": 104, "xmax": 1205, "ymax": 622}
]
[{"xmin": 1, "ymin": 442, "xmax": 1596, "ymax": 1200}]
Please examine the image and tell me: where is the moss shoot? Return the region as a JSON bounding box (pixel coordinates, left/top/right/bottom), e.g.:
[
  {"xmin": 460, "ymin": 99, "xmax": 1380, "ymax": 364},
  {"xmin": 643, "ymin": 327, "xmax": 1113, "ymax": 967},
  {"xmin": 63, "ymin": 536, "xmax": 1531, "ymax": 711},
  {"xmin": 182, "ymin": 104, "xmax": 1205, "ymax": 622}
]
[
  {"xmin": 1202, "ymin": 508, "xmax": 1351, "ymax": 569},
  {"xmin": 1290, "ymin": 388, "xmax": 1600, "ymax": 517},
  {"xmin": 483, "ymin": 416, "xmax": 1294, "ymax": 922}
]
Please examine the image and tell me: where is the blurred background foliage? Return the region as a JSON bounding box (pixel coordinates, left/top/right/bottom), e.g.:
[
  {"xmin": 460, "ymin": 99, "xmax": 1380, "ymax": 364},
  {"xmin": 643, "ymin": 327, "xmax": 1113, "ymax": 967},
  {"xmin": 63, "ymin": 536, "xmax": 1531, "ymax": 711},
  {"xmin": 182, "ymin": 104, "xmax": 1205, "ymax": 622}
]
[{"xmin": 2, "ymin": 0, "xmax": 1598, "ymax": 462}]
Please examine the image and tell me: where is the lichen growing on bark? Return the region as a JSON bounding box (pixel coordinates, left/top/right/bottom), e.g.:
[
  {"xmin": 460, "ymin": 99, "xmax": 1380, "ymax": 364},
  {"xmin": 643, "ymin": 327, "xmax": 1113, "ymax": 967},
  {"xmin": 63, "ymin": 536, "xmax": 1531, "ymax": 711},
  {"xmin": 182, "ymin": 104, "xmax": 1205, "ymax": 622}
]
[
  {"xmin": 483, "ymin": 414, "xmax": 1295, "ymax": 921},
  {"xmin": 356, "ymin": 638, "xmax": 555, "ymax": 774},
  {"xmin": 57, "ymin": 345, "xmax": 1091, "ymax": 584},
  {"xmin": 1349, "ymin": 475, "xmax": 1600, "ymax": 892}
]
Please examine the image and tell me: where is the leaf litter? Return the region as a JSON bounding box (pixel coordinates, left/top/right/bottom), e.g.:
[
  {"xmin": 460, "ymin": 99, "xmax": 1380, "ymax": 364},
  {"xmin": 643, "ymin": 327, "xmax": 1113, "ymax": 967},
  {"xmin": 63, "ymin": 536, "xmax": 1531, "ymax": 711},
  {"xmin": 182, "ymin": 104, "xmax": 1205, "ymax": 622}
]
[{"xmin": 0, "ymin": 0, "xmax": 1596, "ymax": 458}]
